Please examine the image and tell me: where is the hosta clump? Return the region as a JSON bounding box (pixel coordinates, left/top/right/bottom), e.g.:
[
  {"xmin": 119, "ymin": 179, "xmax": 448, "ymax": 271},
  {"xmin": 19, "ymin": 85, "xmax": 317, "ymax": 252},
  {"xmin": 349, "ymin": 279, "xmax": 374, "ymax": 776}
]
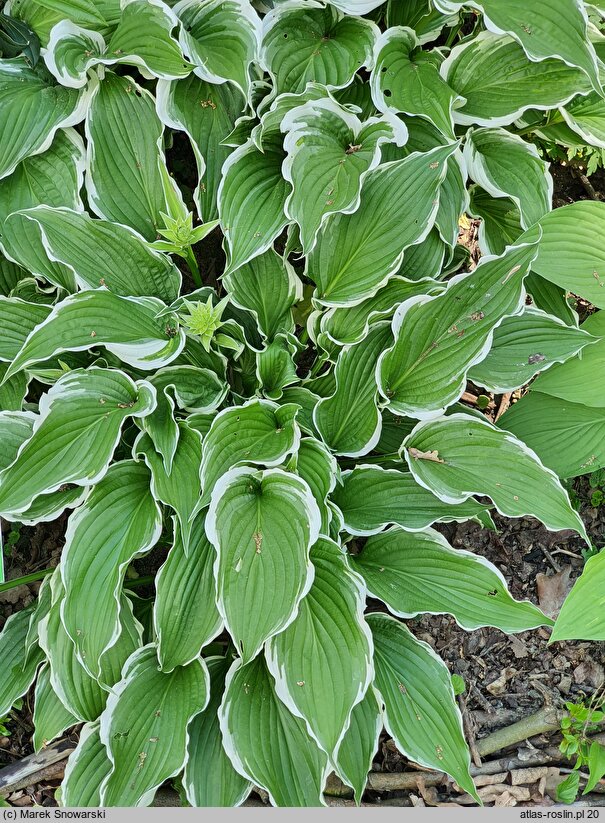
[{"xmin": 1, "ymin": 0, "xmax": 605, "ymax": 808}]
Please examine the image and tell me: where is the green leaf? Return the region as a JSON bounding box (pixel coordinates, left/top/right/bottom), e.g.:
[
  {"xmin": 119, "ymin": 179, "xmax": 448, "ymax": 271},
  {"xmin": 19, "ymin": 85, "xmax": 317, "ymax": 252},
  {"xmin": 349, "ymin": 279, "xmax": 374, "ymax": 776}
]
[
  {"xmin": 525, "ymin": 310, "xmax": 605, "ymax": 407},
  {"xmin": 308, "ymin": 143, "xmax": 456, "ymax": 306},
  {"xmin": 403, "ymin": 413, "xmax": 589, "ymax": 540},
  {"xmin": 441, "ymin": 31, "xmax": 590, "ymax": 127},
  {"xmin": 464, "ymin": 128, "xmax": 552, "ymax": 229},
  {"xmin": 368, "ymin": 612, "xmax": 479, "ymax": 802},
  {"xmin": 207, "ymin": 467, "xmax": 320, "ymax": 662},
  {"xmin": 175, "ymin": 0, "xmax": 260, "ymax": 99},
  {"xmin": 256, "ymin": 332, "xmax": 299, "ymax": 400},
  {"xmin": 261, "ymin": 3, "xmax": 376, "ymax": 96},
  {"xmin": 7, "ymin": 290, "xmax": 184, "ymax": 378},
  {"xmin": 0, "ymin": 127, "xmax": 84, "ymax": 224},
  {"xmin": 142, "ymin": 365, "xmax": 226, "ymax": 472},
  {"xmin": 292, "ymin": 437, "xmax": 338, "ymax": 533},
  {"xmin": 501, "ymin": 392, "xmax": 605, "ymax": 479},
  {"xmin": 333, "ymin": 686, "xmax": 381, "ymax": 805},
  {"xmin": 198, "ymin": 399, "xmax": 300, "ymax": 508},
  {"xmin": 184, "ymin": 656, "xmax": 252, "ymax": 807},
  {"xmin": 371, "ymin": 27, "xmax": 459, "ymax": 139},
  {"xmin": 218, "ymin": 134, "xmax": 289, "ymax": 274},
  {"xmin": 0, "ymin": 368, "xmax": 155, "ymax": 518},
  {"xmin": 86, "ymin": 72, "xmax": 182, "ymax": 240},
  {"xmin": 32, "ymin": 664, "xmax": 77, "ymax": 752},
  {"xmin": 156, "ymin": 74, "xmax": 245, "ymax": 221},
  {"xmin": 2, "ymin": 205, "xmax": 182, "ymax": 301},
  {"xmin": 0, "ymin": 57, "xmax": 86, "ymax": 180},
  {"xmin": 435, "ymin": 0, "xmax": 600, "ymax": 93},
  {"xmin": 314, "ymin": 323, "xmax": 391, "ymax": 457},
  {"xmin": 0, "ymin": 364, "xmax": 28, "ymax": 412},
  {"xmin": 468, "ymin": 186, "xmax": 524, "ymax": 256},
  {"xmin": 282, "ymin": 97, "xmax": 406, "ymax": 253},
  {"xmin": 0, "ymin": 607, "xmax": 43, "ymax": 717},
  {"xmin": 61, "ymin": 460, "xmax": 161, "ymax": 679},
  {"xmin": 351, "ymin": 526, "xmax": 552, "ymax": 632},
  {"xmin": 550, "ymin": 550, "xmax": 605, "ymax": 641},
  {"xmin": 0, "ymin": 297, "xmax": 51, "ymax": 362},
  {"xmin": 266, "ymin": 537, "xmax": 373, "ymax": 758},
  {"xmin": 219, "ymin": 655, "xmax": 329, "ymax": 807},
  {"xmin": 134, "ymin": 423, "xmax": 202, "ymax": 555},
  {"xmin": 469, "ymin": 308, "xmax": 597, "ymax": 394},
  {"xmin": 378, "ymin": 237, "xmax": 539, "ymax": 418},
  {"xmin": 562, "ymin": 90, "xmax": 605, "ymax": 148},
  {"xmin": 223, "ymin": 249, "xmax": 301, "ymax": 341},
  {"xmin": 154, "ymin": 514, "xmax": 222, "ymax": 672},
  {"xmin": 331, "ymin": 465, "xmax": 491, "ymax": 535},
  {"xmin": 99, "ymin": 645, "xmax": 209, "ymax": 807},
  {"xmin": 556, "ymin": 771, "xmax": 580, "ymax": 804},
  {"xmin": 584, "ymin": 741, "xmax": 605, "ymax": 794},
  {"xmin": 61, "ymin": 722, "xmax": 111, "ymax": 808},
  {"xmin": 319, "ymin": 277, "xmax": 443, "ymax": 347}
]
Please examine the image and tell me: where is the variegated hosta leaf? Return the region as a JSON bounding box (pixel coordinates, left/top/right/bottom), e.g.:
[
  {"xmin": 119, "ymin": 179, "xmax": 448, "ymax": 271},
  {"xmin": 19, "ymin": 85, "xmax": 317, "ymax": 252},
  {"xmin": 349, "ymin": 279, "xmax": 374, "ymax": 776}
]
[
  {"xmin": 527, "ymin": 273, "xmax": 577, "ymax": 327},
  {"xmin": 143, "ymin": 365, "xmax": 226, "ymax": 472},
  {"xmin": 550, "ymin": 549, "xmax": 605, "ymax": 642},
  {"xmin": 32, "ymin": 664, "xmax": 77, "ymax": 752},
  {"xmin": 0, "ymin": 365, "xmax": 28, "ymax": 413},
  {"xmin": 352, "ymin": 527, "xmax": 551, "ymax": 633},
  {"xmin": 0, "ymin": 368, "xmax": 155, "ymax": 518},
  {"xmin": 16, "ymin": 486, "xmax": 88, "ymax": 528},
  {"xmin": 0, "ymin": 255, "xmax": 27, "ymax": 296},
  {"xmin": 134, "ymin": 423, "xmax": 202, "ymax": 555},
  {"xmin": 219, "ymin": 655, "xmax": 329, "ymax": 807},
  {"xmin": 261, "ymin": 2, "xmax": 377, "ymax": 96},
  {"xmin": 308, "ymin": 143, "xmax": 456, "ymax": 306},
  {"xmin": 156, "ymin": 75, "xmax": 245, "ymax": 221},
  {"xmin": 45, "ymin": 1, "xmax": 190, "ymax": 87},
  {"xmin": 219, "ymin": 131, "xmax": 290, "ymax": 274},
  {"xmin": 334, "ymin": 686, "xmax": 382, "ymax": 805},
  {"xmin": 198, "ymin": 399, "xmax": 300, "ymax": 508},
  {"xmin": 2, "ymin": 205, "xmax": 182, "ymax": 301},
  {"xmin": 464, "ymin": 128, "xmax": 552, "ymax": 229},
  {"xmin": 0, "ymin": 297, "xmax": 51, "ymax": 362},
  {"xmin": 8, "ymin": 0, "xmax": 121, "ymax": 41},
  {"xmin": 174, "ymin": 0, "xmax": 261, "ymax": 99},
  {"xmin": 469, "ymin": 308, "xmax": 598, "ymax": 394},
  {"xmin": 99, "ymin": 645, "xmax": 209, "ymax": 807},
  {"xmin": 331, "ymin": 465, "xmax": 491, "ymax": 536},
  {"xmin": 371, "ymin": 27, "xmax": 459, "ymax": 139},
  {"xmin": 530, "ymin": 202, "xmax": 605, "ymax": 309},
  {"xmin": 86, "ymin": 72, "xmax": 184, "ymax": 240},
  {"xmin": 469, "ymin": 185, "xmax": 523, "ymax": 256},
  {"xmin": 0, "ymin": 607, "xmax": 44, "ymax": 717},
  {"xmin": 253, "ymin": 83, "xmax": 330, "ymax": 149},
  {"xmin": 561, "ymin": 90, "xmax": 605, "ymax": 149},
  {"xmin": 61, "ymin": 460, "xmax": 161, "ymax": 680},
  {"xmin": 520, "ymin": 310, "xmax": 605, "ymax": 408},
  {"xmin": 154, "ymin": 514, "xmax": 222, "ymax": 672},
  {"xmin": 325, "ymin": 0, "xmax": 385, "ymax": 12},
  {"xmin": 435, "ymin": 0, "xmax": 600, "ymax": 93},
  {"xmin": 292, "ymin": 437, "xmax": 338, "ymax": 533},
  {"xmin": 368, "ymin": 613, "xmax": 479, "ymax": 803},
  {"xmin": 314, "ymin": 323, "xmax": 391, "ymax": 457},
  {"xmin": 0, "ymin": 58, "xmax": 87, "ymax": 180},
  {"xmin": 386, "ymin": 0, "xmax": 457, "ymax": 43},
  {"xmin": 441, "ymin": 31, "xmax": 590, "ymax": 128},
  {"xmin": 61, "ymin": 722, "xmax": 111, "ymax": 808},
  {"xmin": 282, "ymin": 97, "xmax": 407, "ymax": 254},
  {"xmin": 184, "ymin": 656, "xmax": 252, "ymax": 807},
  {"xmin": 256, "ymin": 332, "xmax": 299, "ymax": 399},
  {"xmin": 318, "ymin": 277, "xmax": 444, "ymax": 346},
  {"xmin": 378, "ymin": 237, "xmax": 540, "ymax": 418},
  {"xmin": 403, "ymin": 413, "xmax": 589, "ymax": 540},
  {"xmin": 207, "ymin": 467, "xmax": 320, "ymax": 662},
  {"xmin": 266, "ymin": 536, "xmax": 373, "ymax": 759},
  {"xmin": 6, "ymin": 290, "xmax": 184, "ymax": 378},
  {"xmin": 223, "ymin": 249, "xmax": 301, "ymax": 340},
  {"xmin": 0, "ymin": 128, "xmax": 84, "ymax": 224}
]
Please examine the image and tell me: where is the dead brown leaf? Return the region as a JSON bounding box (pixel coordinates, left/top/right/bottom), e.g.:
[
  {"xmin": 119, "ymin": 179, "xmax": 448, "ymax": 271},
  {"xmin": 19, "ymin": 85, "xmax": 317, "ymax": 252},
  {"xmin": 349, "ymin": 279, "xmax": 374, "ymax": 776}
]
[
  {"xmin": 408, "ymin": 448, "xmax": 444, "ymax": 463},
  {"xmin": 574, "ymin": 659, "xmax": 605, "ymax": 689},
  {"xmin": 486, "ymin": 666, "xmax": 517, "ymax": 696},
  {"xmin": 536, "ymin": 566, "xmax": 573, "ymax": 618}
]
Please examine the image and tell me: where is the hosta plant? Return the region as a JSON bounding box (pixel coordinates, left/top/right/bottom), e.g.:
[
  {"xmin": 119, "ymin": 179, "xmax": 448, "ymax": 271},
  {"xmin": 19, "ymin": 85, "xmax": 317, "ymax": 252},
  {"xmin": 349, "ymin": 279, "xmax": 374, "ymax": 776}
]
[{"xmin": 1, "ymin": 0, "xmax": 605, "ymax": 808}]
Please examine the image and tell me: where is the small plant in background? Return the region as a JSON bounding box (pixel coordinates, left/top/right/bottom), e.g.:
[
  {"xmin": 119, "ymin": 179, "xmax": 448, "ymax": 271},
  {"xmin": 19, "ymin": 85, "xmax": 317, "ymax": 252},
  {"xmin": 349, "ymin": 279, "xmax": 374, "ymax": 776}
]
[
  {"xmin": 0, "ymin": 0, "xmax": 604, "ymax": 809},
  {"xmin": 557, "ymin": 693, "xmax": 605, "ymax": 803}
]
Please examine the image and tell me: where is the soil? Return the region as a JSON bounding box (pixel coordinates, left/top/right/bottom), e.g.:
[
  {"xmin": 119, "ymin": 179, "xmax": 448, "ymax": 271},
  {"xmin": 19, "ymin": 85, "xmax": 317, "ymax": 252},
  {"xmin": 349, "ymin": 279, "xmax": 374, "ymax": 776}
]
[{"xmin": 1, "ymin": 164, "xmax": 604, "ymax": 808}]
